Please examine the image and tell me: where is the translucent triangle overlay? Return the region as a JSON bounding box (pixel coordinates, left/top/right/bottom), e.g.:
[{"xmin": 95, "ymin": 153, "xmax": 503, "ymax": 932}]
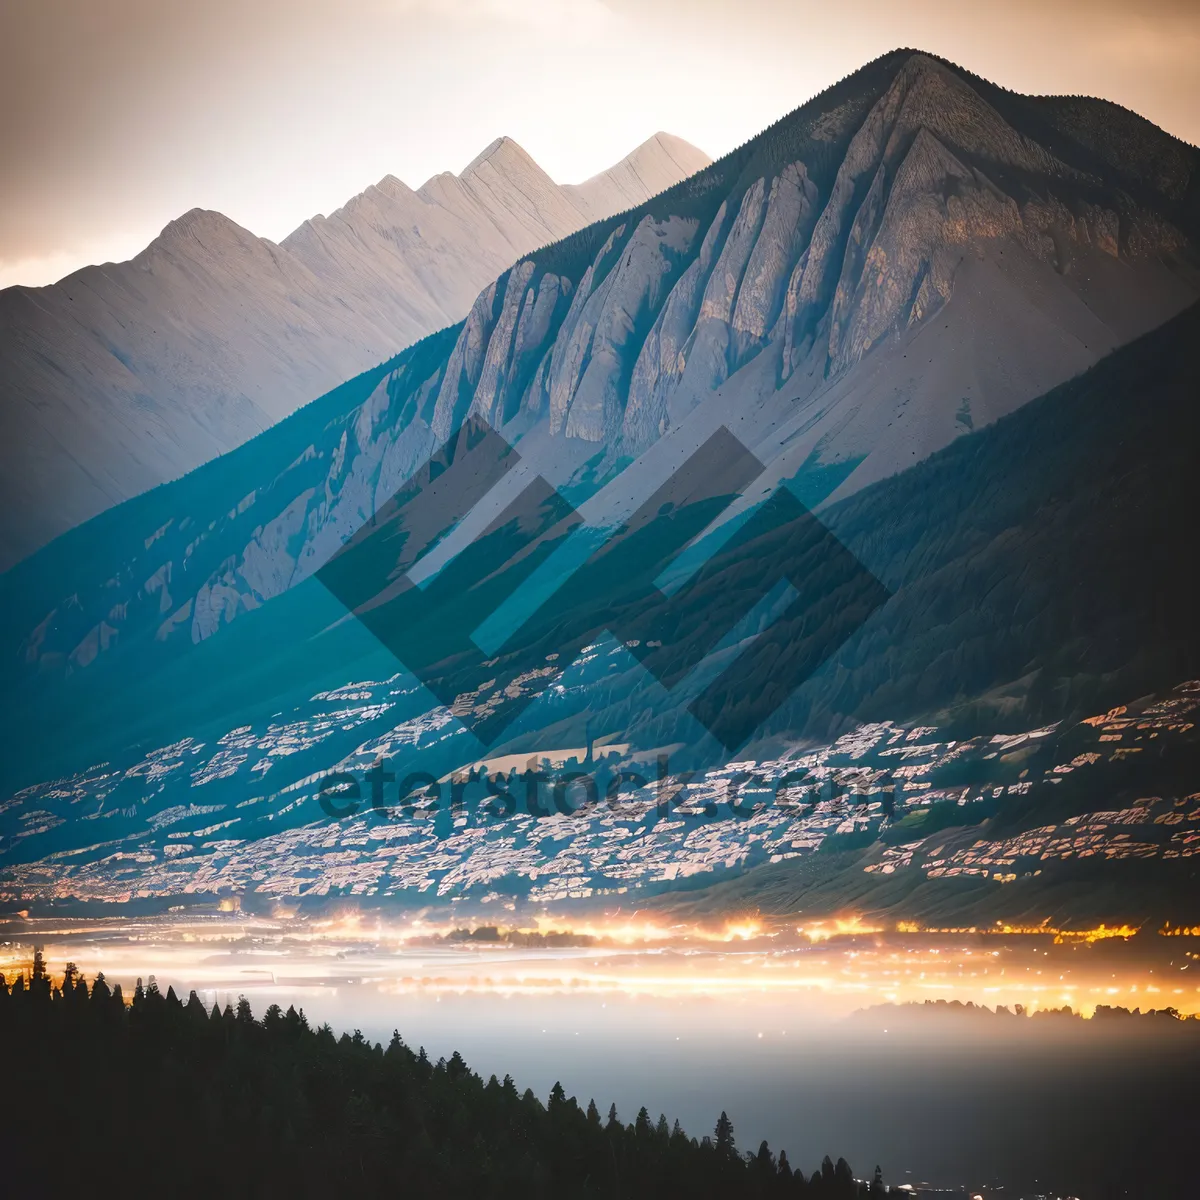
[{"xmin": 317, "ymin": 419, "xmax": 890, "ymax": 752}]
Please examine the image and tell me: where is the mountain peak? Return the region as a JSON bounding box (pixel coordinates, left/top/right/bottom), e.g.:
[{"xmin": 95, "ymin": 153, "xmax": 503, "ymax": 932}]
[
  {"xmin": 460, "ymin": 135, "xmax": 544, "ymax": 181},
  {"xmin": 376, "ymin": 172, "xmax": 417, "ymax": 198},
  {"xmin": 158, "ymin": 208, "xmax": 241, "ymax": 239},
  {"xmin": 143, "ymin": 209, "xmax": 261, "ymax": 260},
  {"xmin": 628, "ymin": 131, "xmax": 710, "ymax": 176},
  {"xmin": 563, "ymin": 131, "xmax": 710, "ymax": 221}
]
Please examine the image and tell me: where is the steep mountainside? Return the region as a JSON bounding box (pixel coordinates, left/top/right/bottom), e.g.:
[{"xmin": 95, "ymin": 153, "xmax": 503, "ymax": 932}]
[
  {"xmin": 0, "ymin": 135, "xmax": 710, "ymax": 571},
  {"xmin": 2, "ymin": 49, "xmax": 1198, "ymax": 809},
  {"xmin": 2, "ymin": 299, "xmax": 1197, "ymax": 917}
]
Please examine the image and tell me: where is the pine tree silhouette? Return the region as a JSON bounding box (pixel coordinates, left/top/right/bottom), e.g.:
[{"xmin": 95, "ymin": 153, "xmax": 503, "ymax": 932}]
[{"xmin": 715, "ymin": 1110, "xmax": 736, "ymax": 1159}]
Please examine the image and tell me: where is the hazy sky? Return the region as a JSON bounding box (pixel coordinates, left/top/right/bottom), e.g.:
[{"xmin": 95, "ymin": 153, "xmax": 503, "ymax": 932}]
[{"xmin": 2, "ymin": 0, "xmax": 1198, "ymax": 289}]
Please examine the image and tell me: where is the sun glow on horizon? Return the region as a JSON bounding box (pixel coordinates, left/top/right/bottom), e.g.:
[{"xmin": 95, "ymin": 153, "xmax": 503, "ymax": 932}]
[{"xmin": 3, "ymin": 908, "xmax": 1199, "ymax": 1017}]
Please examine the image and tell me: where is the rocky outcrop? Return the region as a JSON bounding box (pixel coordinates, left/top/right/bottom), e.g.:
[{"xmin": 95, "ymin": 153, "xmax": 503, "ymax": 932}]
[
  {"xmin": 431, "ymin": 282, "xmax": 501, "ymax": 442},
  {"xmin": 781, "ymin": 60, "xmax": 916, "ymax": 373},
  {"xmin": 546, "ymin": 226, "xmax": 628, "ymax": 436},
  {"xmin": 561, "ymin": 216, "xmax": 699, "ymax": 442},
  {"xmin": 458, "ymin": 263, "xmax": 576, "ymax": 431},
  {"xmin": 623, "ymin": 202, "xmax": 730, "ymax": 449},
  {"xmin": 731, "ymin": 164, "xmax": 820, "ymax": 359},
  {"xmin": 468, "ymin": 262, "xmax": 537, "ymax": 428},
  {"xmin": 829, "ymin": 128, "xmax": 1024, "ymax": 372},
  {"xmin": 504, "ymin": 272, "xmax": 572, "ymax": 421},
  {"xmin": 680, "ymin": 179, "xmax": 770, "ymax": 396}
]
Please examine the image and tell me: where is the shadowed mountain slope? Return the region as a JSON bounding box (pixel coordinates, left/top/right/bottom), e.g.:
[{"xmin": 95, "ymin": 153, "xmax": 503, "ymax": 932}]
[{"xmin": 0, "ymin": 297, "xmax": 1196, "ymax": 920}]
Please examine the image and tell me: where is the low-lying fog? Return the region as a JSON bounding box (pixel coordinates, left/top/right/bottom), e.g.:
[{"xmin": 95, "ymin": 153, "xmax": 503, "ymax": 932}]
[{"xmin": 5, "ymin": 918, "xmax": 1195, "ymax": 1195}]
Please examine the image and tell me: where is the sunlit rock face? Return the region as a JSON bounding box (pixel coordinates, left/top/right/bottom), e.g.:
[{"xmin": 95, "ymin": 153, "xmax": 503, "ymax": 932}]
[
  {"xmin": 561, "ymin": 215, "xmax": 700, "ymax": 443},
  {"xmin": 432, "ymin": 281, "xmax": 502, "ymax": 443},
  {"xmin": 826, "ymin": 127, "xmax": 1023, "ymax": 372},
  {"xmin": 731, "ymin": 163, "xmax": 820, "ymax": 361}
]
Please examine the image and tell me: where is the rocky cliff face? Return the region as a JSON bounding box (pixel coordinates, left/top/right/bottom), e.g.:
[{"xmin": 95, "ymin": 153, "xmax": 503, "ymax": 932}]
[
  {"xmin": 0, "ymin": 134, "xmax": 710, "ymax": 571},
  {"xmin": 6, "ymin": 50, "xmax": 1200, "ymax": 723}
]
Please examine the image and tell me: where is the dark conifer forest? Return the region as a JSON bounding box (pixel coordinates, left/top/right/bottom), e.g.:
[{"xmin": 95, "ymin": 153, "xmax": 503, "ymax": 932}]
[
  {"xmin": 4, "ymin": 955, "xmax": 1200, "ymax": 1197},
  {"xmin": 0, "ymin": 954, "xmax": 881, "ymax": 1199}
]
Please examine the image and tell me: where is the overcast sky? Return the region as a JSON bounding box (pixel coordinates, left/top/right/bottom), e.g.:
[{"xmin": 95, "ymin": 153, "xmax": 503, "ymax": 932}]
[{"xmin": 2, "ymin": 0, "xmax": 1198, "ymax": 289}]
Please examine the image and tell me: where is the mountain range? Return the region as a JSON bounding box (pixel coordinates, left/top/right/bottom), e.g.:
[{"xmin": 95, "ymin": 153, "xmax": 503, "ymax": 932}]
[
  {"xmin": 1, "ymin": 49, "xmax": 1198, "ymax": 920},
  {"xmin": 0, "ymin": 132, "xmax": 710, "ymax": 570}
]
